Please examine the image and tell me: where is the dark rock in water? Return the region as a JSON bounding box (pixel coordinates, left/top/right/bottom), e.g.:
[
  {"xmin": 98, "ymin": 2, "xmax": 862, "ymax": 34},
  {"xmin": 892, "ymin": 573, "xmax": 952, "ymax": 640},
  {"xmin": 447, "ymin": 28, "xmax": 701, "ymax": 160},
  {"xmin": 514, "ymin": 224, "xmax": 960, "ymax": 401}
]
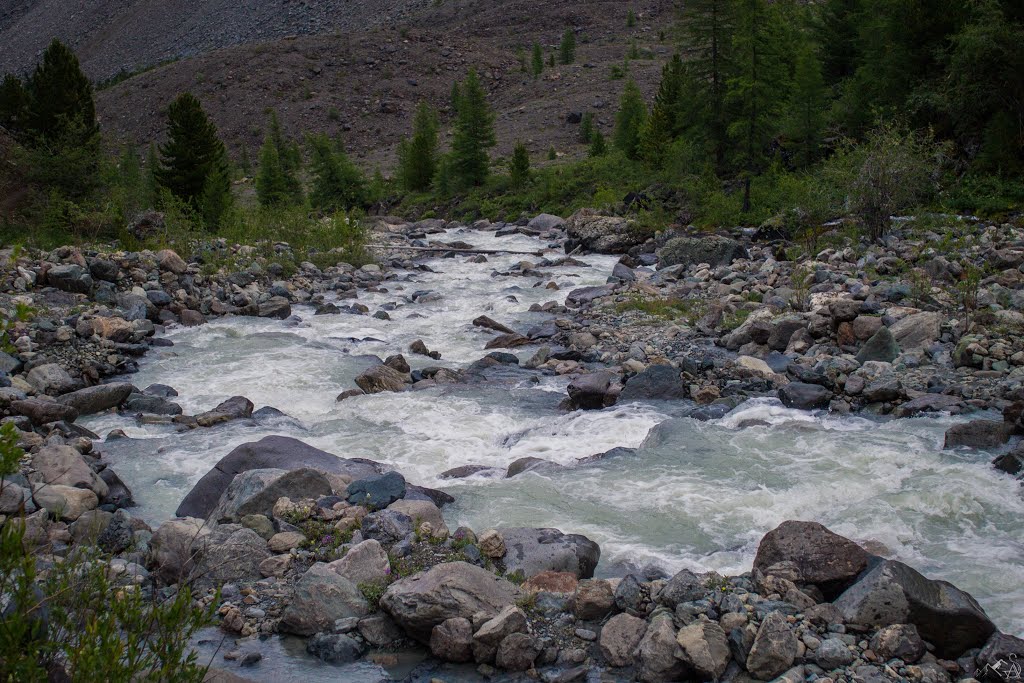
[
  {"xmin": 526, "ymin": 320, "xmax": 558, "ymax": 339},
  {"xmin": 992, "ymin": 444, "xmax": 1024, "ymax": 476},
  {"xmin": 360, "ymin": 509, "xmax": 414, "ymax": 545},
  {"xmin": 252, "ymin": 406, "xmax": 288, "ymax": 421},
  {"xmin": 409, "ymin": 339, "xmax": 441, "ymax": 359},
  {"xmin": 315, "ymin": 303, "xmax": 341, "ymax": 315},
  {"xmin": 384, "ymin": 354, "xmax": 411, "ymax": 373},
  {"xmin": 611, "ymin": 262, "xmax": 636, "ymax": 282},
  {"xmin": 657, "ymin": 235, "xmax": 748, "ymax": 269},
  {"xmin": 505, "ymin": 457, "xmax": 565, "ymax": 478},
  {"xmin": 123, "ymin": 392, "xmax": 182, "ymax": 415},
  {"xmin": 977, "ymin": 632, "xmax": 1024, "ymax": 680},
  {"xmin": 754, "ymin": 521, "xmax": 872, "ymax": 600},
  {"xmin": 944, "ymin": 420, "xmax": 1012, "ymax": 449},
  {"xmin": 194, "ymin": 395, "xmax": 254, "ymax": 427},
  {"xmin": 439, "ymin": 465, "xmax": 501, "ymax": 479},
  {"xmin": 566, "ymin": 371, "xmax": 615, "ymax": 410},
  {"xmin": 355, "ymin": 365, "xmax": 409, "ymax": 394},
  {"xmin": 258, "ymin": 296, "xmax": 291, "ymax": 319},
  {"xmin": 833, "ymin": 558, "xmax": 995, "ymax": 657},
  {"xmin": 684, "ymin": 404, "xmax": 732, "ymax": 421},
  {"xmin": 405, "ymin": 485, "xmax": 454, "ymax": 508},
  {"xmin": 98, "ymin": 466, "xmax": 135, "ymax": 508},
  {"xmin": 346, "ymin": 471, "xmax": 407, "ymax": 510},
  {"xmin": 576, "ymin": 447, "xmax": 637, "ymax": 466},
  {"xmin": 473, "ymin": 315, "xmax": 515, "ymax": 335},
  {"xmin": 892, "ymin": 393, "xmax": 966, "ymax": 418},
  {"xmin": 484, "ymin": 351, "xmax": 519, "ymax": 365},
  {"xmin": 175, "ymin": 436, "xmax": 381, "ymax": 518},
  {"xmin": 778, "ymin": 382, "xmax": 831, "ymax": 410},
  {"xmin": 498, "ymin": 527, "xmax": 600, "ymax": 579},
  {"xmin": 484, "ymin": 333, "xmax": 531, "ymax": 349},
  {"xmin": 618, "ymin": 365, "xmax": 687, "ymax": 402},
  {"xmin": 856, "ymin": 327, "xmax": 900, "ymax": 364},
  {"xmin": 56, "ymin": 385, "xmax": 134, "ymax": 417},
  {"xmin": 307, "ymin": 633, "xmax": 364, "ymax": 663},
  {"xmin": 210, "ymin": 468, "xmax": 334, "ymax": 522}
]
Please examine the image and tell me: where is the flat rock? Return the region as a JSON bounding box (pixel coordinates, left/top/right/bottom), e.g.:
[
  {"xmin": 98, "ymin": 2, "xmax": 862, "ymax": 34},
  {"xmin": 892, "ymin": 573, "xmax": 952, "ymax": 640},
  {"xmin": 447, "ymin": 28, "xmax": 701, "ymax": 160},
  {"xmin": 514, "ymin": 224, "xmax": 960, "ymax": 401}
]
[
  {"xmin": 207, "ymin": 467, "xmax": 333, "ymax": 523},
  {"xmin": 56, "ymin": 382, "xmax": 134, "ymax": 415},
  {"xmin": 498, "ymin": 527, "xmax": 600, "ymax": 579},
  {"xmin": 618, "ymin": 365, "xmax": 687, "ymax": 402},
  {"xmin": 280, "ymin": 563, "xmax": 369, "ymax": 636}
]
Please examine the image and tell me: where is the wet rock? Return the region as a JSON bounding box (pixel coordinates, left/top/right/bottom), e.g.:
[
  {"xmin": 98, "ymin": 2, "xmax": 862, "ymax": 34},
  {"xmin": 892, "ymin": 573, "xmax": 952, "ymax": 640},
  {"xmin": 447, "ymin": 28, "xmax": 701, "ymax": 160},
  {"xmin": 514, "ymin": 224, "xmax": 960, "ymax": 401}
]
[
  {"xmin": 354, "ymin": 365, "xmax": 408, "ymax": 394},
  {"xmin": 56, "ymin": 382, "xmax": 134, "ymax": 415},
  {"xmin": 856, "ymin": 327, "xmax": 900, "ymax": 364},
  {"xmin": 123, "ymin": 393, "xmax": 182, "ymax": 415},
  {"xmin": 891, "ymin": 393, "xmax": 966, "ymax": 418},
  {"xmin": 280, "ymin": 563, "xmax": 369, "ymax": 637},
  {"xmin": 619, "ymin": 364, "xmax": 687, "ymax": 401},
  {"xmin": 505, "ymin": 456, "xmax": 564, "ymax": 478},
  {"xmin": 347, "ymin": 471, "xmax": 406, "ymax": 510},
  {"xmin": 676, "ymin": 620, "xmax": 730, "ymax": 680},
  {"xmin": 658, "ymin": 235, "xmax": 748, "ymax": 268},
  {"xmin": 943, "ymin": 420, "xmax": 1012, "ymax": 449},
  {"xmin": 600, "ymin": 612, "xmax": 647, "ymax": 667},
  {"xmin": 194, "ymin": 395, "xmax": 254, "ymax": 427},
  {"xmin": 430, "ymin": 617, "xmax": 474, "ymax": 662},
  {"xmin": 566, "ymin": 371, "xmax": 615, "ymax": 410},
  {"xmin": 528, "ymin": 213, "xmax": 565, "ymax": 231},
  {"xmin": 778, "ymin": 382, "xmax": 832, "ymax": 410},
  {"xmin": 754, "ymin": 521, "xmax": 872, "ymax": 599},
  {"xmin": 992, "ymin": 445, "xmax": 1024, "ymax": 477},
  {"xmin": 484, "ymin": 332, "xmax": 531, "ymax": 349},
  {"xmin": 747, "ymin": 610, "xmax": 798, "ymax": 680},
  {"xmin": 257, "ymin": 296, "xmax": 291, "ymax": 319},
  {"xmin": 438, "ymin": 464, "xmax": 500, "ymax": 479},
  {"xmin": 473, "ymin": 315, "xmax": 515, "ymax": 334},
  {"xmin": 380, "ymin": 561, "xmax": 520, "ymax": 642},
  {"xmin": 328, "ymin": 539, "xmax": 390, "ymax": 585},
  {"xmin": 11, "ymin": 398, "xmax": 79, "ymax": 426},
  {"xmin": 833, "ymin": 558, "xmax": 995, "ymax": 657},
  {"xmin": 565, "ymin": 284, "xmax": 617, "ymax": 307},
  {"xmin": 306, "ymin": 633, "xmax": 363, "ymax": 663},
  {"xmin": 870, "ymin": 623, "xmax": 926, "ymax": 663},
  {"xmin": 208, "ymin": 467, "xmax": 332, "ymax": 522},
  {"xmin": 498, "ymin": 527, "xmax": 600, "ymax": 579}
]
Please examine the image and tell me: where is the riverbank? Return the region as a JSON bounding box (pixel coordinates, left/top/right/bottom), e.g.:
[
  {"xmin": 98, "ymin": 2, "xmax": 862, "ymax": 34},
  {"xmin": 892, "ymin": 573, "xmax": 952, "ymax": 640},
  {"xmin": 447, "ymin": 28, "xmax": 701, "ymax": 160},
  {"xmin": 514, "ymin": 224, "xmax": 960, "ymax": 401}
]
[{"xmin": 1, "ymin": 211, "xmax": 1023, "ymax": 681}]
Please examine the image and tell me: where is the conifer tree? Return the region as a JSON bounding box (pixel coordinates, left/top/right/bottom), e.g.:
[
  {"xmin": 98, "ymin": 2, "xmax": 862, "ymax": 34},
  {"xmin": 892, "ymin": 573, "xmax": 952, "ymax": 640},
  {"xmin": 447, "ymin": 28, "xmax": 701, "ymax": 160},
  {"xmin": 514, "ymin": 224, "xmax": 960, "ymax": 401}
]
[
  {"xmin": 450, "ymin": 82, "xmax": 461, "ymax": 111},
  {"xmin": 24, "ymin": 40, "xmax": 98, "ymax": 145},
  {"xmin": 0, "ymin": 74, "xmax": 28, "ymax": 133},
  {"xmin": 264, "ymin": 110, "xmax": 303, "ymax": 203},
  {"xmin": 614, "ymin": 78, "xmax": 647, "ymax": 160},
  {"xmin": 397, "ymin": 101, "xmax": 439, "ymax": 192},
  {"xmin": 680, "ymin": 0, "xmax": 736, "ymax": 170},
  {"xmin": 156, "ymin": 93, "xmax": 233, "ymax": 226},
  {"xmin": 510, "ymin": 142, "xmax": 531, "ymax": 188},
  {"xmin": 238, "ymin": 143, "xmax": 252, "ymax": 177},
  {"xmin": 787, "ymin": 41, "xmax": 826, "ymax": 166},
  {"xmin": 548, "ymin": 53, "xmax": 556, "ymax": 68},
  {"xmin": 579, "ymin": 112, "xmax": 594, "ymax": 143},
  {"xmin": 143, "ymin": 143, "xmax": 160, "ymax": 208},
  {"xmin": 589, "ymin": 130, "xmax": 608, "ymax": 157},
  {"xmin": 307, "ymin": 134, "xmax": 365, "ymax": 211},
  {"xmin": 532, "ymin": 42, "xmax": 544, "ymax": 78},
  {"xmin": 627, "ymin": 9, "xmax": 637, "ymax": 27},
  {"xmin": 560, "ymin": 30, "xmax": 576, "ymax": 65},
  {"xmin": 449, "ymin": 69, "xmax": 496, "ymax": 187},
  {"xmin": 639, "ymin": 54, "xmax": 685, "ymax": 166},
  {"xmin": 256, "ymin": 137, "xmax": 290, "ymax": 206}
]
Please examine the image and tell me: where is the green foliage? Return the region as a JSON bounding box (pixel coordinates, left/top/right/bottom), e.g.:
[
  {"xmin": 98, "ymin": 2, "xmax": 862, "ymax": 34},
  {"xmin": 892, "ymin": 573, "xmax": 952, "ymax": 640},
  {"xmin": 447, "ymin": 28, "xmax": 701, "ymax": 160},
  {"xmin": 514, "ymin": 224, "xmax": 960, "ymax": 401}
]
[
  {"xmin": 559, "ymin": 29, "xmax": 577, "ymax": 64},
  {"xmin": 358, "ymin": 581, "xmax": 389, "ymax": 611},
  {"xmin": 23, "ymin": 40, "xmax": 99, "ymax": 146},
  {"xmin": 156, "ymin": 93, "xmax": 233, "ymax": 227},
  {"xmin": 589, "ymin": 130, "xmax": 608, "ymax": 157},
  {"xmin": 579, "ymin": 112, "xmax": 595, "ymax": 143},
  {"xmin": 307, "ymin": 133, "xmax": 366, "ymax": 212},
  {"xmin": 449, "ymin": 69, "xmax": 496, "ymax": 188},
  {"xmin": 397, "ymin": 101, "xmax": 439, "ymax": 192},
  {"xmin": 627, "ymin": 8, "xmax": 637, "ymax": 27},
  {"xmin": 255, "ymin": 138, "xmax": 290, "ymax": 207},
  {"xmin": 510, "ymin": 142, "xmax": 531, "ymax": 188},
  {"xmin": 0, "ymin": 74, "xmax": 29, "ymax": 132},
  {"xmin": 786, "ymin": 40, "xmax": 827, "ymax": 167},
  {"xmin": 531, "ymin": 42, "xmax": 544, "ymax": 77},
  {"xmin": 614, "ymin": 78, "xmax": 647, "ymax": 160},
  {"xmin": 640, "ymin": 54, "xmax": 684, "ymax": 166}
]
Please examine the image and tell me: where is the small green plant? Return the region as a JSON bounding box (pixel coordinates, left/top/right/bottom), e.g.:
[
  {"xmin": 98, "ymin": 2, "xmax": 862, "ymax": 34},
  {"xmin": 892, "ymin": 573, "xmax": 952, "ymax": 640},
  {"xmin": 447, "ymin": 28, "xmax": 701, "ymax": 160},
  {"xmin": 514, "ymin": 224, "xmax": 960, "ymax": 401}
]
[
  {"xmin": 515, "ymin": 592, "xmax": 538, "ymax": 613},
  {"xmin": 358, "ymin": 580, "xmax": 389, "ymax": 610},
  {"xmin": 955, "ymin": 262, "xmax": 984, "ymax": 335},
  {"xmin": 327, "ymin": 107, "xmax": 340, "ymax": 121},
  {"xmin": 627, "ymin": 8, "xmax": 636, "ymax": 27},
  {"xmin": 790, "ymin": 266, "xmax": 814, "ymax": 311}
]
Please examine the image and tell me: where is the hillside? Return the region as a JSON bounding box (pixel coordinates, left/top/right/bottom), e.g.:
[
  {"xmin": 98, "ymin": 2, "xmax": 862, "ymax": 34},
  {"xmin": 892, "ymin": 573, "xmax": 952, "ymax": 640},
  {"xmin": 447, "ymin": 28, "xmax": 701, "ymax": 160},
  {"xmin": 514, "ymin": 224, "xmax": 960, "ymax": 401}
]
[{"xmin": 90, "ymin": 0, "xmax": 674, "ymax": 173}]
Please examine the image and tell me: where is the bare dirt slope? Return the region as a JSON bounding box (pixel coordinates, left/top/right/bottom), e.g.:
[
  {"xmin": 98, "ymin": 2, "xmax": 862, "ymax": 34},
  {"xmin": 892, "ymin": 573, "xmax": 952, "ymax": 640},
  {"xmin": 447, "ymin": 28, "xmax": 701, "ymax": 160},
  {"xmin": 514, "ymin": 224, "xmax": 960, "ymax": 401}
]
[{"xmin": 92, "ymin": 0, "xmax": 677, "ymax": 174}]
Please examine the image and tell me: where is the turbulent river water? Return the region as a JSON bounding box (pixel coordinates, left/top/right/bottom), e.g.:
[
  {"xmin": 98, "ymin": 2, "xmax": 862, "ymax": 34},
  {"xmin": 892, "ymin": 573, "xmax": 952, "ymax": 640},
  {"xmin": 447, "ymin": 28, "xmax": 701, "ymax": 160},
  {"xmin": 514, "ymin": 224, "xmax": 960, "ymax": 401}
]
[{"xmin": 82, "ymin": 227, "xmax": 1024, "ymax": 654}]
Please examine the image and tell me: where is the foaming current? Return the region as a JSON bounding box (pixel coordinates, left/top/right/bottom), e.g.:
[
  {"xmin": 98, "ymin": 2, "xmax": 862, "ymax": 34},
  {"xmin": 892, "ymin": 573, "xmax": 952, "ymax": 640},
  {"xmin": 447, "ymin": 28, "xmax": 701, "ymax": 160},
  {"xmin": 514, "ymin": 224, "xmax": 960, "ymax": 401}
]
[{"xmin": 84, "ymin": 228, "xmax": 1024, "ymax": 637}]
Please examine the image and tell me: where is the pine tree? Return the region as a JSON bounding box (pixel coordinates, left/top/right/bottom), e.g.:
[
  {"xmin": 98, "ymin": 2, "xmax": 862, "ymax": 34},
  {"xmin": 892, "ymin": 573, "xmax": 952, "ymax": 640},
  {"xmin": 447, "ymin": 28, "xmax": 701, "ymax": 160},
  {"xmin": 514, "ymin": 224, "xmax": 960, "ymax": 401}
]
[
  {"xmin": 510, "ymin": 142, "xmax": 531, "ymax": 187},
  {"xmin": 397, "ymin": 101, "xmax": 439, "ymax": 192},
  {"xmin": 433, "ymin": 154, "xmax": 453, "ymax": 197},
  {"xmin": 256, "ymin": 137, "xmax": 290, "ymax": 206},
  {"xmin": 143, "ymin": 143, "xmax": 160, "ymax": 208},
  {"xmin": 579, "ymin": 112, "xmax": 595, "ymax": 143},
  {"xmin": 449, "ymin": 69, "xmax": 496, "ymax": 187},
  {"xmin": 589, "ymin": 130, "xmax": 608, "ymax": 157},
  {"xmin": 786, "ymin": 41, "xmax": 826, "ymax": 166},
  {"xmin": 548, "ymin": 53, "xmax": 556, "ymax": 68},
  {"xmin": 560, "ymin": 30, "xmax": 576, "ymax": 65},
  {"xmin": 627, "ymin": 9, "xmax": 637, "ymax": 27},
  {"xmin": 265, "ymin": 110, "xmax": 303, "ymax": 203},
  {"xmin": 639, "ymin": 54, "xmax": 685, "ymax": 165},
  {"xmin": 450, "ymin": 82, "xmax": 462, "ymax": 111},
  {"xmin": 156, "ymin": 93, "xmax": 233, "ymax": 226},
  {"xmin": 614, "ymin": 78, "xmax": 647, "ymax": 160},
  {"xmin": 680, "ymin": 0, "xmax": 736, "ymax": 171},
  {"xmin": 117, "ymin": 145, "xmax": 143, "ymax": 215},
  {"xmin": 307, "ymin": 134, "xmax": 366, "ymax": 211},
  {"xmin": 0, "ymin": 74, "xmax": 28, "ymax": 132},
  {"xmin": 818, "ymin": 0, "xmax": 862, "ymax": 82},
  {"xmin": 24, "ymin": 39, "xmax": 98, "ymax": 145},
  {"xmin": 532, "ymin": 42, "xmax": 544, "ymax": 78},
  {"xmin": 238, "ymin": 143, "xmax": 252, "ymax": 177}
]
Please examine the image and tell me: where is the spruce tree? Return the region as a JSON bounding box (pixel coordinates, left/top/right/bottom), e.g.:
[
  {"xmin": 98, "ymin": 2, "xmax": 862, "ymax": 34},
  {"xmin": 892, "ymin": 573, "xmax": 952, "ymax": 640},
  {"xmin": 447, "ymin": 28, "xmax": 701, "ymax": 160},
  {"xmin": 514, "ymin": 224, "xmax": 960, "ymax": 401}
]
[
  {"xmin": 579, "ymin": 112, "xmax": 594, "ymax": 143},
  {"xmin": 156, "ymin": 93, "xmax": 233, "ymax": 226},
  {"xmin": 307, "ymin": 134, "xmax": 366, "ymax": 212},
  {"xmin": 449, "ymin": 69, "xmax": 496, "ymax": 187},
  {"xmin": 639, "ymin": 54, "xmax": 685, "ymax": 166},
  {"xmin": 0, "ymin": 74, "xmax": 28, "ymax": 133},
  {"xmin": 450, "ymin": 82, "xmax": 462, "ymax": 111},
  {"xmin": 143, "ymin": 143, "xmax": 160, "ymax": 208},
  {"xmin": 787, "ymin": 41, "xmax": 826, "ymax": 166},
  {"xmin": 256, "ymin": 137, "xmax": 290, "ymax": 206},
  {"xmin": 589, "ymin": 130, "xmax": 608, "ymax": 157},
  {"xmin": 24, "ymin": 39, "xmax": 98, "ymax": 145},
  {"xmin": 548, "ymin": 53, "xmax": 556, "ymax": 68},
  {"xmin": 560, "ymin": 30, "xmax": 576, "ymax": 65},
  {"xmin": 510, "ymin": 142, "xmax": 531, "ymax": 188},
  {"xmin": 397, "ymin": 101, "xmax": 439, "ymax": 192},
  {"xmin": 680, "ymin": 0, "xmax": 736, "ymax": 170},
  {"xmin": 627, "ymin": 9, "xmax": 637, "ymax": 27},
  {"xmin": 265, "ymin": 110, "xmax": 303, "ymax": 203},
  {"xmin": 532, "ymin": 42, "xmax": 544, "ymax": 78},
  {"xmin": 614, "ymin": 78, "xmax": 647, "ymax": 160}
]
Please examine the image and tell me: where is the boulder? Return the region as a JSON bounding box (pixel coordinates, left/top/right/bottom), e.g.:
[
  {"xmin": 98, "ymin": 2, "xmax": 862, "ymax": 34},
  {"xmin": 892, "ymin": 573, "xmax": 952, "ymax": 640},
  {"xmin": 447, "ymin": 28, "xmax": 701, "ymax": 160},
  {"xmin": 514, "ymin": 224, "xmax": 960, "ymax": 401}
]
[
  {"xmin": 257, "ymin": 297, "xmax": 291, "ymax": 319},
  {"xmin": 360, "ymin": 509, "xmax": 414, "ymax": 546},
  {"xmin": 156, "ymin": 249, "xmax": 188, "ymax": 274},
  {"xmin": 495, "ymin": 633, "xmax": 541, "ymax": 671},
  {"xmin": 600, "ymin": 612, "xmax": 647, "ymax": 667},
  {"xmin": 676, "ymin": 621, "xmax": 731, "ymax": 680},
  {"xmin": 856, "ymin": 327, "xmax": 900, "ymax": 364},
  {"xmin": 658, "ymin": 235, "xmax": 748, "ymax": 269},
  {"xmin": 123, "ymin": 393, "xmax": 182, "ymax": 415},
  {"xmin": 175, "ymin": 436, "xmax": 379, "ymax": 518},
  {"xmin": 472, "ymin": 605, "xmax": 528, "ymax": 663},
  {"xmin": 30, "ymin": 445, "xmax": 108, "ymax": 497},
  {"xmin": 943, "ymin": 420, "xmax": 1012, "ymax": 449},
  {"xmin": 746, "ymin": 611, "xmax": 798, "ymax": 680},
  {"xmin": 327, "ymin": 539, "xmax": 390, "ymax": 585},
  {"xmin": 430, "ymin": 617, "xmax": 474, "ymax": 662},
  {"xmin": 573, "ymin": 579, "xmax": 615, "ymax": 620},
  {"xmin": 26, "ymin": 363, "xmax": 76, "ymax": 395},
  {"xmin": 150, "ymin": 517, "xmax": 211, "ymax": 583},
  {"xmin": 814, "ymin": 637, "xmax": 856, "ymax": 670},
  {"xmin": 833, "ymin": 559, "xmax": 995, "ymax": 657},
  {"xmin": 618, "ymin": 365, "xmax": 687, "ymax": 402},
  {"xmin": 267, "ymin": 531, "xmax": 305, "ymax": 553},
  {"xmin": 527, "ymin": 213, "xmax": 565, "ymax": 231},
  {"xmin": 472, "ymin": 315, "xmax": 515, "ymax": 335},
  {"xmin": 207, "ymin": 468, "xmax": 333, "ymax": 522},
  {"xmin": 778, "ymin": 382, "xmax": 832, "ymax": 411},
  {"xmin": 638, "ymin": 612, "xmax": 687, "ymax": 682},
  {"xmin": 91, "ymin": 317, "xmax": 135, "ymax": 342},
  {"xmin": 346, "ymin": 471, "xmax": 406, "ymax": 510},
  {"xmin": 32, "ymin": 484, "xmax": 98, "ymax": 521},
  {"xmin": 388, "ymin": 498, "xmax": 447, "ymax": 536},
  {"xmin": 890, "ymin": 312, "xmax": 941, "ymax": 351},
  {"xmin": 11, "ymin": 398, "xmax": 79, "ymax": 426},
  {"xmin": 498, "ymin": 527, "xmax": 600, "ymax": 579},
  {"xmin": 280, "ymin": 563, "xmax": 369, "ymax": 636},
  {"xmin": 566, "ymin": 371, "xmax": 615, "ymax": 410},
  {"xmin": 194, "ymin": 525, "xmax": 271, "ymax": 589},
  {"xmin": 753, "ymin": 521, "xmax": 872, "ymax": 599},
  {"xmin": 869, "ymin": 623, "xmax": 926, "ymax": 663},
  {"xmin": 892, "ymin": 393, "xmax": 966, "ymax": 418},
  {"xmin": 380, "ymin": 561, "xmax": 520, "ymax": 643},
  {"xmin": 565, "ymin": 209, "xmax": 644, "ymax": 254},
  {"xmin": 56, "ymin": 382, "xmax": 134, "ymax": 416},
  {"xmin": 0, "ymin": 480, "xmax": 33, "ymax": 515},
  {"xmin": 565, "ymin": 284, "xmax": 617, "ymax": 307},
  {"xmin": 659, "ymin": 568, "xmax": 709, "ymax": 606},
  {"xmin": 194, "ymin": 395, "xmax": 254, "ymax": 427},
  {"xmin": 358, "ymin": 614, "xmax": 404, "ymax": 647},
  {"xmin": 354, "ymin": 365, "xmax": 408, "ymax": 394},
  {"xmin": 46, "ymin": 264, "xmax": 92, "ymax": 294},
  {"xmin": 306, "ymin": 633, "xmax": 363, "ymax": 664},
  {"xmin": 976, "ymin": 632, "xmax": 1024, "ymax": 680}
]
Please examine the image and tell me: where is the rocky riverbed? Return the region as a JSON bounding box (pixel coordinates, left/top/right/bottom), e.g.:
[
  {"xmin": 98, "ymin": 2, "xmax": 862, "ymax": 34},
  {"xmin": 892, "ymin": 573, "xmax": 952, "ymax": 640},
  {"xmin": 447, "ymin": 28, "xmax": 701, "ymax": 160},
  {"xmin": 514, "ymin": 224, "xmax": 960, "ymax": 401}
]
[{"xmin": 1, "ymin": 209, "xmax": 1023, "ymax": 681}]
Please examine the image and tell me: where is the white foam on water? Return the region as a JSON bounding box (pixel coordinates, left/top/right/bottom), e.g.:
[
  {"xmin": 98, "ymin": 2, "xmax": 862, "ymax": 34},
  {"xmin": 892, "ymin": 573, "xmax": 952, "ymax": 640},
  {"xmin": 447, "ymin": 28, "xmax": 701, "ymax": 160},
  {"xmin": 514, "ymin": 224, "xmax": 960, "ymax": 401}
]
[{"xmin": 83, "ymin": 228, "xmax": 1024, "ymax": 637}]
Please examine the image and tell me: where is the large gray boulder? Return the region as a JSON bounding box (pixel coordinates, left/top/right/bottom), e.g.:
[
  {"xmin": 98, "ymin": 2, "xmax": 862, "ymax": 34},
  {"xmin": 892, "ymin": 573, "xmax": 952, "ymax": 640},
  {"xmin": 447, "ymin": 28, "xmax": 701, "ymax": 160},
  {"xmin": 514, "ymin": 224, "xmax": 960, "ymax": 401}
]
[
  {"xmin": 600, "ymin": 612, "xmax": 648, "ymax": 667},
  {"xmin": 26, "ymin": 363, "xmax": 77, "ymax": 395},
  {"xmin": 57, "ymin": 382, "xmax": 134, "ymax": 416},
  {"xmin": 890, "ymin": 312, "xmax": 941, "ymax": 351},
  {"xmin": 195, "ymin": 525, "xmax": 270, "ymax": 589},
  {"xmin": 380, "ymin": 561, "xmax": 520, "ymax": 643},
  {"xmin": 753, "ymin": 521, "xmax": 872, "ymax": 599},
  {"xmin": 833, "ymin": 559, "xmax": 995, "ymax": 657},
  {"xmin": 676, "ymin": 621, "xmax": 730, "ymax": 680},
  {"xmin": 778, "ymin": 382, "xmax": 832, "ymax": 410},
  {"xmin": 618, "ymin": 365, "xmax": 687, "ymax": 402},
  {"xmin": 746, "ymin": 611, "xmax": 798, "ymax": 680},
  {"xmin": 354, "ymin": 365, "xmax": 409, "ymax": 394},
  {"xmin": 11, "ymin": 398, "xmax": 79, "ymax": 425},
  {"xmin": 207, "ymin": 467, "xmax": 333, "ymax": 523},
  {"xmin": 637, "ymin": 612, "xmax": 687, "ymax": 682},
  {"xmin": 856, "ymin": 327, "xmax": 900, "ymax": 364},
  {"xmin": 46, "ymin": 264, "xmax": 93, "ymax": 294},
  {"xmin": 943, "ymin": 419, "xmax": 1012, "ymax": 449},
  {"xmin": 657, "ymin": 235, "xmax": 747, "ymax": 269},
  {"xmin": 175, "ymin": 436, "xmax": 380, "ymax": 518},
  {"xmin": 30, "ymin": 445, "xmax": 108, "ymax": 498},
  {"xmin": 497, "ymin": 527, "xmax": 600, "ymax": 579},
  {"xmin": 565, "ymin": 209, "xmax": 644, "ymax": 254},
  {"xmin": 280, "ymin": 563, "xmax": 369, "ymax": 636},
  {"xmin": 566, "ymin": 371, "xmax": 615, "ymax": 410}
]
